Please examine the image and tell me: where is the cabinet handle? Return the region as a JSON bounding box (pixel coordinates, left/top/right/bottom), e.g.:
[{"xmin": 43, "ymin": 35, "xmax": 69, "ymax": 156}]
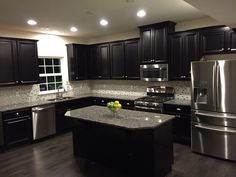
[
  {"xmin": 15, "ymin": 112, "xmax": 19, "ymax": 116},
  {"xmin": 180, "ymin": 76, "xmax": 186, "ymax": 79},
  {"xmin": 125, "ymin": 76, "xmax": 128, "ymax": 78},
  {"xmin": 126, "ymin": 103, "xmax": 130, "ymax": 106},
  {"xmin": 16, "ymin": 81, "xmax": 19, "ymax": 84},
  {"xmin": 122, "ymin": 75, "xmax": 125, "ymax": 78},
  {"xmin": 101, "ymin": 100, "xmax": 105, "ymax": 103},
  {"xmin": 76, "ymin": 77, "xmax": 78, "ymax": 79},
  {"xmin": 6, "ymin": 118, "xmax": 28, "ymax": 124},
  {"xmin": 228, "ymin": 48, "xmax": 231, "ymax": 50},
  {"xmin": 176, "ymin": 108, "xmax": 181, "ymax": 111},
  {"xmin": 175, "ymin": 115, "xmax": 181, "ymax": 118},
  {"xmin": 98, "ymin": 76, "xmax": 102, "ymax": 78},
  {"xmin": 221, "ymin": 48, "xmax": 224, "ymax": 51},
  {"xmin": 21, "ymin": 81, "xmax": 24, "ymax": 83}
]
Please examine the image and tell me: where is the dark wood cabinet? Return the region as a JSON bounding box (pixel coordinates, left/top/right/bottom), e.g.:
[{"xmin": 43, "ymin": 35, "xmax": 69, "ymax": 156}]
[
  {"xmin": 17, "ymin": 40, "xmax": 38, "ymax": 84},
  {"xmin": 110, "ymin": 42, "xmax": 125, "ymax": 79},
  {"xmin": 200, "ymin": 26, "xmax": 228, "ymax": 54},
  {"xmin": 124, "ymin": 39, "xmax": 140, "ymax": 79},
  {"xmin": 2, "ymin": 109, "xmax": 32, "ymax": 148},
  {"xmin": 88, "ymin": 44, "xmax": 110, "ymax": 79},
  {"xmin": 0, "ymin": 38, "xmax": 18, "ymax": 85},
  {"xmin": 139, "ymin": 21, "xmax": 175, "ymax": 63},
  {"xmin": 227, "ymin": 29, "xmax": 236, "ymax": 52},
  {"xmin": 163, "ymin": 104, "xmax": 191, "ymax": 145},
  {"xmin": 0, "ymin": 38, "xmax": 38, "ymax": 86},
  {"xmin": 169, "ymin": 31, "xmax": 200, "ymax": 80},
  {"xmin": 67, "ymin": 44, "xmax": 88, "ymax": 80}
]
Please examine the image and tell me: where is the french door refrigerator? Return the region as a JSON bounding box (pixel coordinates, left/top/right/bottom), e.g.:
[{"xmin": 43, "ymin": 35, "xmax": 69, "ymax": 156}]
[{"xmin": 191, "ymin": 59, "xmax": 236, "ymax": 161}]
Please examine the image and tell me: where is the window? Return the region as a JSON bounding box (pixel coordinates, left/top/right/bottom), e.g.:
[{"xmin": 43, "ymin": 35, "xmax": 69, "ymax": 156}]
[{"xmin": 38, "ymin": 57, "xmax": 63, "ymax": 93}]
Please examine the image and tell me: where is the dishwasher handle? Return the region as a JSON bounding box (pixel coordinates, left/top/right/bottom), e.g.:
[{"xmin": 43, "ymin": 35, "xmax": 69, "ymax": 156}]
[{"xmin": 32, "ymin": 105, "xmax": 55, "ymax": 112}]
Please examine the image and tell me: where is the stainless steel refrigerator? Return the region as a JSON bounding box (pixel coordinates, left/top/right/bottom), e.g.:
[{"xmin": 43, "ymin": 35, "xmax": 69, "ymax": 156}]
[{"xmin": 191, "ymin": 59, "xmax": 236, "ymax": 161}]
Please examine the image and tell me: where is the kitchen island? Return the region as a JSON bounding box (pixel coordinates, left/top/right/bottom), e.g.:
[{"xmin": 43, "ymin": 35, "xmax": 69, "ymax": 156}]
[{"xmin": 65, "ymin": 106, "xmax": 175, "ymax": 177}]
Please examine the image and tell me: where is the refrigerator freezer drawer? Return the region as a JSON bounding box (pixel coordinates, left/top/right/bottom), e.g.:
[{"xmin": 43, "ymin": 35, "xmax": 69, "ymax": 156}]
[{"xmin": 192, "ymin": 122, "xmax": 236, "ymax": 161}]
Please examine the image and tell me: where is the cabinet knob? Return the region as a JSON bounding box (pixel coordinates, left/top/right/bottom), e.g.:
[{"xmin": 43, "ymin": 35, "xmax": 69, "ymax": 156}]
[
  {"xmin": 15, "ymin": 112, "xmax": 19, "ymax": 116},
  {"xmin": 176, "ymin": 108, "xmax": 181, "ymax": 111},
  {"xmin": 101, "ymin": 100, "xmax": 105, "ymax": 103},
  {"xmin": 16, "ymin": 81, "xmax": 19, "ymax": 84},
  {"xmin": 221, "ymin": 48, "xmax": 224, "ymax": 51},
  {"xmin": 122, "ymin": 75, "xmax": 125, "ymax": 78},
  {"xmin": 76, "ymin": 77, "xmax": 78, "ymax": 79},
  {"xmin": 98, "ymin": 76, "xmax": 102, "ymax": 78},
  {"xmin": 228, "ymin": 48, "xmax": 231, "ymax": 50},
  {"xmin": 125, "ymin": 76, "xmax": 128, "ymax": 78},
  {"xmin": 180, "ymin": 76, "xmax": 186, "ymax": 78},
  {"xmin": 126, "ymin": 103, "xmax": 130, "ymax": 106},
  {"xmin": 175, "ymin": 115, "xmax": 181, "ymax": 118}
]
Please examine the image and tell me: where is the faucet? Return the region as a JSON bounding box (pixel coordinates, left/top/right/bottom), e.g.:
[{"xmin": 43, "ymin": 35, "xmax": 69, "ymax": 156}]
[{"xmin": 56, "ymin": 85, "xmax": 65, "ymax": 99}]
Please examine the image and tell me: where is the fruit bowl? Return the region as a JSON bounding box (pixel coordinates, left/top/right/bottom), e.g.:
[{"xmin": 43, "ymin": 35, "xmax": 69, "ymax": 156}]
[{"xmin": 107, "ymin": 101, "xmax": 122, "ymax": 115}]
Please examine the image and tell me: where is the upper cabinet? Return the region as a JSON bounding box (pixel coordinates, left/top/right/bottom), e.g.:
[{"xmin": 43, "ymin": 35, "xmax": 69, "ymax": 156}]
[
  {"xmin": 124, "ymin": 39, "xmax": 140, "ymax": 79},
  {"xmin": 169, "ymin": 31, "xmax": 200, "ymax": 80},
  {"xmin": 97, "ymin": 44, "xmax": 110, "ymax": 79},
  {"xmin": 200, "ymin": 26, "xmax": 236, "ymax": 54},
  {"xmin": 139, "ymin": 21, "xmax": 175, "ymax": 64},
  {"xmin": 110, "ymin": 39, "xmax": 140, "ymax": 79},
  {"xmin": 110, "ymin": 42, "xmax": 125, "ymax": 79},
  {"xmin": 0, "ymin": 38, "xmax": 38, "ymax": 86},
  {"xmin": 67, "ymin": 44, "xmax": 88, "ymax": 80}
]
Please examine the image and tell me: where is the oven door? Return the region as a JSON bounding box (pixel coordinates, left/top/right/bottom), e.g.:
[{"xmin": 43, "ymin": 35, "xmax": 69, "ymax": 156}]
[{"xmin": 140, "ymin": 64, "xmax": 168, "ymax": 81}]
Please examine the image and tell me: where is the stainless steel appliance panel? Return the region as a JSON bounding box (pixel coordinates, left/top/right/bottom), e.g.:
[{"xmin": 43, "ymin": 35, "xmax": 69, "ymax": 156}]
[
  {"xmin": 192, "ymin": 122, "xmax": 236, "ymax": 161},
  {"xmin": 191, "ymin": 61, "xmax": 217, "ymax": 111},
  {"xmin": 140, "ymin": 64, "xmax": 168, "ymax": 82},
  {"xmin": 192, "ymin": 110, "xmax": 236, "ymax": 128},
  {"xmin": 217, "ymin": 60, "xmax": 236, "ymax": 113},
  {"xmin": 32, "ymin": 105, "xmax": 56, "ymax": 140}
]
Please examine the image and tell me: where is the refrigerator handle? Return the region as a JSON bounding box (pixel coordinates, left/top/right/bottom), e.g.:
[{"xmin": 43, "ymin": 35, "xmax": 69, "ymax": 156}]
[
  {"xmin": 216, "ymin": 64, "xmax": 220, "ymax": 110},
  {"xmin": 212, "ymin": 63, "xmax": 217, "ymax": 108}
]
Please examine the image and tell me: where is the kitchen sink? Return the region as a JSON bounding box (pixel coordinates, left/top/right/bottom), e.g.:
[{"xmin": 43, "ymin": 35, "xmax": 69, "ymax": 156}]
[{"xmin": 47, "ymin": 97, "xmax": 74, "ymax": 102}]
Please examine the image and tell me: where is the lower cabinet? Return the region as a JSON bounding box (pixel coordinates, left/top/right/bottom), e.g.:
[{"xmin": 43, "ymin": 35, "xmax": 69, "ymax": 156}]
[
  {"xmin": 55, "ymin": 97, "xmax": 92, "ymax": 133},
  {"xmin": 163, "ymin": 104, "xmax": 191, "ymax": 145},
  {"xmin": 2, "ymin": 108, "xmax": 32, "ymax": 148}
]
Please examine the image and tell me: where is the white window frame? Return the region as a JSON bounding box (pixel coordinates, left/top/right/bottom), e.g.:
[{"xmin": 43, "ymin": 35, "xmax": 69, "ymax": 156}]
[{"xmin": 38, "ymin": 56, "xmax": 66, "ymax": 95}]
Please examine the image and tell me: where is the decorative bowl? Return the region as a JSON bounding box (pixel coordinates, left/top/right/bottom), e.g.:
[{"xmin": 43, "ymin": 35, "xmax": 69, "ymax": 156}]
[{"xmin": 108, "ymin": 107, "xmax": 121, "ymax": 113}]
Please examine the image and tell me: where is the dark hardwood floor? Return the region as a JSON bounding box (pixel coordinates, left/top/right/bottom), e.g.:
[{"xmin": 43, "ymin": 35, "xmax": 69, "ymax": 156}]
[{"xmin": 0, "ymin": 132, "xmax": 235, "ymax": 177}]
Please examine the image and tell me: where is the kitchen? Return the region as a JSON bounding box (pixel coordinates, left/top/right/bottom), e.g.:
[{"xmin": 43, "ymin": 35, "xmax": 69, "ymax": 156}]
[{"xmin": 0, "ymin": 0, "xmax": 236, "ymax": 177}]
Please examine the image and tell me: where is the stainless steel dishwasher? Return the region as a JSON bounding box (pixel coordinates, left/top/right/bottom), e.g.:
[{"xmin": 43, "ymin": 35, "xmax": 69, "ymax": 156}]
[{"xmin": 32, "ymin": 104, "xmax": 56, "ymax": 140}]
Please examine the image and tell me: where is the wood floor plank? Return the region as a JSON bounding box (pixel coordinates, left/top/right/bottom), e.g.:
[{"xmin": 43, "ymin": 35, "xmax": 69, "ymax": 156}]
[{"xmin": 0, "ymin": 132, "xmax": 235, "ymax": 177}]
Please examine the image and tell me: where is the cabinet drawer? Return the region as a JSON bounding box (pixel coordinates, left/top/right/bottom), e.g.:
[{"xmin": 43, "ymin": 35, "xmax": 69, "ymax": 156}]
[
  {"xmin": 163, "ymin": 104, "xmax": 190, "ymax": 115},
  {"xmin": 3, "ymin": 109, "xmax": 31, "ymax": 120}
]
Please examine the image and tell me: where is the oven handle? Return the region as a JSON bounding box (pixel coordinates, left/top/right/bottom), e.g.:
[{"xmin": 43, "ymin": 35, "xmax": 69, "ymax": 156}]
[
  {"xmin": 194, "ymin": 124, "xmax": 236, "ymax": 134},
  {"xmin": 135, "ymin": 106, "xmax": 161, "ymax": 111}
]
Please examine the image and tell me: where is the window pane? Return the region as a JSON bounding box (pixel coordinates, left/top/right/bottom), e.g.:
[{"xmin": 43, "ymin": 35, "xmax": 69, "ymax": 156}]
[
  {"xmin": 40, "ymin": 84, "xmax": 47, "ymax": 91},
  {"xmin": 46, "ymin": 67, "xmax": 53, "ymax": 73},
  {"xmin": 45, "ymin": 58, "xmax": 53, "ymax": 65},
  {"xmin": 39, "ymin": 77, "xmax": 46, "ymax": 84},
  {"xmin": 48, "ymin": 83, "xmax": 56, "ymax": 90},
  {"xmin": 53, "ymin": 59, "xmax": 60, "ymax": 65},
  {"xmin": 56, "ymin": 76, "xmax": 62, "ymax": 82},
  {"xmin": 56, "ymin": 83, "xmax": 62, "ymax": 89},
  {"xmin": 54, "ymin": 67, "xmax": 61, "ymax": 73},
  {"xmin": 38, "ymin": 58, "xmax": 44, "ymax": 65},
  {"xmin": 39, "ymin": 67, "xmax": 45, "ymax": 74},
  {"xmin": 47, "ymin": 76, "xmax": 55, "ymax": 83}
]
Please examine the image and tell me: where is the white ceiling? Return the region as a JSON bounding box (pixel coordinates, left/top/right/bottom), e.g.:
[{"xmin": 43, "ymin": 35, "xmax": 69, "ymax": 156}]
[
  {"xmin": 184, "ymin": 0, "xmax": 236, "ymax": 28},
  {"xmin": 0, "ymin": 0, "xmax": 206, "ymax": 37}
]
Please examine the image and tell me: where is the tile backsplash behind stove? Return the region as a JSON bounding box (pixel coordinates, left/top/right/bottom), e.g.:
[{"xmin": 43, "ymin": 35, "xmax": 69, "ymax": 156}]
[
  {"xmin": 0, "ymin": 80, "xmax": 190, "ymax": 107},
  {"xmin": 90, "ymin": 80, "xmax": 191, "ymax": 100}
]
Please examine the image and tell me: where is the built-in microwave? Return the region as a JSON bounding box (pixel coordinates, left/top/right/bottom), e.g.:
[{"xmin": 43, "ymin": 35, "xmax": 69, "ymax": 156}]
[{"xmin": 140, "ymin": 64, "xmax": 168, "ymax": 81}]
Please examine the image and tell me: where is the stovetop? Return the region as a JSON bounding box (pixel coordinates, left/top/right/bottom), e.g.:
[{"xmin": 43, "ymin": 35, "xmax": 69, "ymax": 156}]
[{"xmin": 135, "ymin": 96, "xmax": 173, "ymax": 103}]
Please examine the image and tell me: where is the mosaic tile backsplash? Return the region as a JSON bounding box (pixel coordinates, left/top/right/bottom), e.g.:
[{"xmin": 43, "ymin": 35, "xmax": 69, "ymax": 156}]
[{"xmin": 0, "ymin": 80, "xmax": 190, "ymax": 106}]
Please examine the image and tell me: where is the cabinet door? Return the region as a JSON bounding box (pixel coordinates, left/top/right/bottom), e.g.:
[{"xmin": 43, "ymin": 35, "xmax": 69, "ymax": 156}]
[
  {"xmin": 201, "ymin": 27, "xmax": 227, "ymax": 54},
  {"xmin": 67, "ymin": 44, "xmax": 79, "ymax": 80},
  {"xmin": 183, "ymin": 32, "xmax": 200, "ymax": 79},
  {"xmin": 110, "ymin": 42, "xmax": 125, "ymax": 79},
  {"xmin": 124, "ymin": 39, "xmax": 140, "ymax": 79},
  {"xmin": 140, "ymin": 27, "xmax": 153, "ymax": 63},
  {"xmin": 169, "ymin": 34, "xmax": 183, "ymax": 80},
  {"xmin": 0, "ymin": 38, "xmax": 18, "ymax": 85},
  {"xmin": 17, "ymin": 40, "xmax": 39, "ymax": 84},
  {"xmin": 227, "ymin": 30, "xmax": 236, "ymax": 52},
  {"xmin": 88, "ymin": 45, "xmax": 99, "ymax": 79},
  {"xmin": 98, "ymin": 44, "xmax": 110, "ymax": 79},
  {"xmin": 77, "ymin": 45, "xmax": 88, "ymax": 80},
  {"xmin": 153, "ymin": 27, "xmax": 167, "ymax": 62}
]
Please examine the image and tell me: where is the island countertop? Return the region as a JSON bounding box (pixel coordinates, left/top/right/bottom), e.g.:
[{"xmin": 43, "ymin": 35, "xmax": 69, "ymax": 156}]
[{"xmin": 65, "ymin": 106, "xmax": 175, "ymax": 130}]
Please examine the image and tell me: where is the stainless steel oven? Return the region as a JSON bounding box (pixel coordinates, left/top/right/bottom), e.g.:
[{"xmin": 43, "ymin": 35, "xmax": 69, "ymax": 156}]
[{"xmin": 140, "ymin": 64, "xmax": 168, "ymax": 81}]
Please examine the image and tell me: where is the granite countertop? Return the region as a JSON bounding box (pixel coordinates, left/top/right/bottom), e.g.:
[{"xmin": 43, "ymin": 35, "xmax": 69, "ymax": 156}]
[
  {"xmin": 164, "ymin": 99, "xmax": 191, "ymax": 106},
  {"xmin": 65, "ymin": 105, "xmax": 175, "ymax": 130},
  {"xmin": 0, "ymin": 93, "xmax": 141, "ymax": 112}
]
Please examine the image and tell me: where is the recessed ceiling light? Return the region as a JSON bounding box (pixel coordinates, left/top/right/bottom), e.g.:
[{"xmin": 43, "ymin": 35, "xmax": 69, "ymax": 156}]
[
  {"xmin": 137, "ymin": 10, "xmax": 146, "ymax": 18},
  {"xmin": 27, "ymin": 19, "xmax": 37, "ymax": 26},
  {"xmin": 70, "ymin": 27, "xmax": 78, "ymax": 32},
  {"xmin": 100, "ymin": 19, "xmax": 108, "ymax": 26}
]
